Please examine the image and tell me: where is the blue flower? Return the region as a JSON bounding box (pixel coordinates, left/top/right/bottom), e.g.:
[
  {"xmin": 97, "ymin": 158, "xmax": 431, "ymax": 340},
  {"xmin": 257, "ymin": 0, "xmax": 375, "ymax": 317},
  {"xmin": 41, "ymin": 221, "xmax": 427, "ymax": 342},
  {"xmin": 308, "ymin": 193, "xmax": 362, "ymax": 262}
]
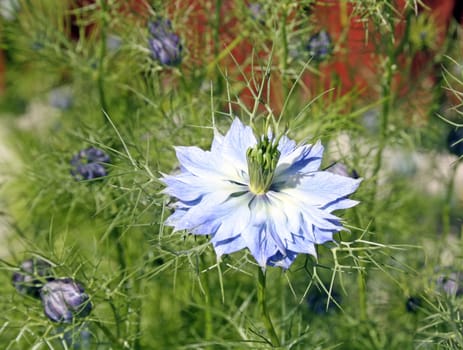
[
  {"xmin": 161, "ymin": 118, "xmax": 361, "ymax": 268},
  {"xmin": 148, "ymin": 18, "xmax": 182, "ymax": 66},
  {"xmin": 70, "ymin": 147, "xmax": 110, "ymax": 181}
]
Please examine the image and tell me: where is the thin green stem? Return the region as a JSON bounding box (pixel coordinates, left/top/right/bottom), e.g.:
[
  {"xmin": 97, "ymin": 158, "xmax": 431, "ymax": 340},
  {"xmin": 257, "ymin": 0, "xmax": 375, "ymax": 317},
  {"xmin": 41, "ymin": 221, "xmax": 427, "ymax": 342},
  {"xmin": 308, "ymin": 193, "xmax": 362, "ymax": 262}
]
[
  {"xmin": 200, "ymin": 255, "xmax": 213, "ymax": 348},
  {"xmin": 132, "ymin": 292, "xmax": 143, "ymax": 350},
  {"xmin": 98, "ymin": 0, "xmax": 109, "ymax": 123},
  {"xmin": 257, "ymin": 268, "xmax": 280, "ymax": 347},
  {"xmin": 279, "ymin": 5, "xmax": 289, "ymax": 100},
  {"xmin": 357, "ymin": 269, "xmax": 367, "ymax": 321},
  {"xmin": 110, "ymin": 226, "xmax": 127, "ymax": 273},
  {"xmin": 204, "ymin": 277, "xmax": 213, "ymax": 347},
  {"xmin": 107, "ymin": 297, "xmax": 122, "ymax": 340},
  {"xmin": 95, "ymin": 320, "xmax": 119, "ymax": 345},
  {"xmin": 442, "ymin": 162, "xmax": 458, "ymax": 240},
  {"xmin": 213, "ymin": 0, "xmax": 223, "ymax": 93},
  {"xmin": 370, "ymin": 9, "xmax": 412, "ymax": 222},
  {"xmin": 370, "ymin": 8, "xmax": 409, "ymax": 228},
  {"xmin": 370, "ymin": 56, "xmax": 393, "ymax": 223}
]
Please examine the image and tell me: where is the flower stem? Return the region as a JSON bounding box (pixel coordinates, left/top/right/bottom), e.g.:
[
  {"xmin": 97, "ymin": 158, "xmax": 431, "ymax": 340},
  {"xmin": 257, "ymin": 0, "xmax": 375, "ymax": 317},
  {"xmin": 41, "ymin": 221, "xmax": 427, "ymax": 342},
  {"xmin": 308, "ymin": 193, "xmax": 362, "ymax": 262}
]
[
  {"xmin": 257, "ymin": 267, "xmax": 280, "ymax": 347},
  {"xmin": 442, "ymin": 162, "xmax": 457, "ymax": 240},
  {"xmin": 357, "ymin": 269, "xmax": 367, "ymax": 321},
  {"xmin": 200, "ymin": 255, "xmax": 213, "ymax": 348},
  {"xmin": 95, "ymin": 320, "xmax": 119, "ymax": 345},
  {"xmin": 98, "ymin": 0, "xmax": 109, "ymax": 123}
]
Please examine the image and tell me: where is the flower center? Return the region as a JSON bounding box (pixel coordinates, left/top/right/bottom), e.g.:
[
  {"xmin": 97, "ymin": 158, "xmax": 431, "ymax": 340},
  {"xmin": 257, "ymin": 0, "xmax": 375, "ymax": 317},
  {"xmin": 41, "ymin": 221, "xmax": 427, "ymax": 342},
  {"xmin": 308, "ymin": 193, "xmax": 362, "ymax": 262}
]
[{"xmin": 246, "ymin": 136, "xmax": 280, "ymax": 194}]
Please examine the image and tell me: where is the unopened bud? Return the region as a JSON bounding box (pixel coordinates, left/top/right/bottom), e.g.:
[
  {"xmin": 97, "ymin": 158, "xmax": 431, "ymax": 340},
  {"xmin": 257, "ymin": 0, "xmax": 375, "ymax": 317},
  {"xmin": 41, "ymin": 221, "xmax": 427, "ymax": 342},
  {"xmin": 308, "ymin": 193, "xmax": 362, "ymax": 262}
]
[
  {"xmin": 70, "ymin": 147, "xmax": 110, "ymax": 181},
  {"xmin": 306, "ymin": 30, "xmax": 332, "ymax": 62},
  {"xmin": 12, "ymin": 258, "xmax": 53, "ymax": 298},
  {"xmin": 148, "ymin": 18, "xmax": 182, "ymax": 66},
  {"xmin": 40, "ymin": 278, "xmax": 92, "ymax": 323}
]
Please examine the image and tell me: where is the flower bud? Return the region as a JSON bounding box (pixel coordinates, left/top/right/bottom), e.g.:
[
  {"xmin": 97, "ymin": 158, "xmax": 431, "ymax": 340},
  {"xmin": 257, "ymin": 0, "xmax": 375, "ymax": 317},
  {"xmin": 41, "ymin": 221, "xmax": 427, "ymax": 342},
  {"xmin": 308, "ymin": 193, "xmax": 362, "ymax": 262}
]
[
  {"xmin": 306, "ymin": 285, "xmax": 341, "ymax": 315},
  {"xmin": 248, "ymin": 3, "xmax": 265, "ymax": 24},
  {"xmin": 405, "ymin": 296, "xmax": 422, "ymax": 313},
  {"xmin": 306, "ymin": 30, "xmax": 332, "ymax": 62},
  {"xmin": 148, "ymin": 18, "xmax": 182, "ymax": 66},
  {"xmin": 70, "ymin": 147, "xmax": 110, "ymax": 181},
  {"xmin": 447, "ymin": 128, "xmax": 463, "ymax": 157},
  {"xmin": 40, "ymin": 278, "xmax": 92, "ymax": 323},
  {"xmin": 437, "ymin": 272, "xmax": 463, "ymax": 297},
  {"xmin": 12, "ymin": 258, "xmax": 53, "ymax": 298}
]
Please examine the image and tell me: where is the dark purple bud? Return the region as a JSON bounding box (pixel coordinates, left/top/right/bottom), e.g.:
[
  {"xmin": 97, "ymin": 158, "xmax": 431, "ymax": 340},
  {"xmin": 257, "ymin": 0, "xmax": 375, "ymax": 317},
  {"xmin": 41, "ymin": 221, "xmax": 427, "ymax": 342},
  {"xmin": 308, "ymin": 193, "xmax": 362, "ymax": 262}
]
[
  {"xmin": 306, "ymin": 286, "xmax": 341, "ymax": 315},
  {"xmin": 148, "ymin": 18, "xmax": 182, "ymax": 66},
  {"xmin": 12, "ymin": 258, "xmax": 54, "ymax": 298},
  {"xmin": 70, "ymin": 147, "xmax": 110, "ymax": 181},
  {"xmin": 447, "ymin": 128, "xmax": 463, "ymax": 157},
  {"xmin": 306, "ymin": 30, "xmax": 332, "ymax": 62},
  {"xmin": 40, "ymin": 278, "xmax": 92, "ymax": 323},
  {"xmin": 405, "ymin": 296, "xmax": 422, "ymax": 313},
  {"xmin": 437, "ymin": 273, "xmax": 463, "ymax": 297}
]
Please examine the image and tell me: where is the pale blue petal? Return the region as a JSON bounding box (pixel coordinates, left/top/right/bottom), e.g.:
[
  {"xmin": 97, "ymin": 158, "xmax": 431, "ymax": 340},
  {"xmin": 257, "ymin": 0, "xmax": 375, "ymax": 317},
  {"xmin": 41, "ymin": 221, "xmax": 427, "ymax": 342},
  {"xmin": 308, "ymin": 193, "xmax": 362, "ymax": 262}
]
[
  {"xmin": 267, "ymin": 250, "xmax": 299, "ymax": 269},
  {"xmin": 211, "ymin": 129, "xmax": 225, "ymax": 153},
  {"xmin": 164, "ymin": 207, "xmax": 188, "ymax": 227},
  {"xmin": 175, "ymin": 146, "xmax": 224, "ymax": 179},
  {"xmin": 161, "ymin": 172, "xmax": 247, "ymax": 203},
  {"xmin": 286, "ymin": 233, "xmax": 318, "ymax": 255},
  {"xmin": 301, "ymin": 206, "xmax": 343, "ymax": 231},
  {"xmin": 312, "ymin": 226, "xmax": 338, "ymax": 244},
  {"xmin": 221, "ymin": 118, "xmax": 257, "ymax": 169},
  {"xmin": 174, "ymin": 192, "xmax": 253, "ymax": 236},
  {"xmin": 161, "ymin": 174, "xmax": 207, "ymax": 202},
  {"xmin": 168, "ymin": 190, "xmax": 232, "ymax": 231},
  {"xmin": 277, "ymin": 135, "xmax": 296, "ymax": 157},
  {"xmin": 266, "ymin": 191, "xmax": 342, "ymax": 242},
  {"xmin": 210, "ymin": 193, "xmax": 253, "ymax": 241},
  {"xmin": 274, "ymin": 141, "xmax": 324, "ymax": 182},
  {"xmin": 281, "ymin": 172, "xmax": 361, "ymax": 211},
  {"xmin": 213, "ymin": 235, "xmax": 247, "ymax": 256},
  {"xmin": 240, "ymin": 224, "xmax": 279, "ymax": 267},
  {"xmin": 322, "ymin": 197, "xmax": 360, "ymax": 212},
  {"xmin": 249, "ymin": 196, "xmax": 287, "ymax": 255}
]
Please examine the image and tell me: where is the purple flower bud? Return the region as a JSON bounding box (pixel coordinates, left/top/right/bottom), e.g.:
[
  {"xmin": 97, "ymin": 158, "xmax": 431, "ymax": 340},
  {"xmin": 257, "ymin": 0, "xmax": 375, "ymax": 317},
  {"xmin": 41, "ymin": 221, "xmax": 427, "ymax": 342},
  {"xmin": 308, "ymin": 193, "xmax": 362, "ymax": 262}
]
[
  {"xmin": 148, "ymin": 18, "xmax": 182, "ymax": 66},
  {"xmin": 306, "ymin": 30, "xmax": 332, "ymax": 62},
  {"xmin": 306, "ymin": 285, "xmax": 341, "ymax": 315},
  {"xmin": 437, "ymin": 273, "xmax": 463, "ymax": 297},
  {"xmin": 70, "ymin": 147, "xmax": 110, "ymax": 181},
  {"xmin": 248, "ymin": 3, "xmax": 265, "ymax": 24},
  {"xmin": 12, "ymin": 258, "xmax": 53, "ymax": 299},
  {"xmin": 40, "ymin": 278, "xmax": 92, "ymax": 323},
  {"xmin": 405, "ymin": 296, "xmax": 422, "ymax": 313}
]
